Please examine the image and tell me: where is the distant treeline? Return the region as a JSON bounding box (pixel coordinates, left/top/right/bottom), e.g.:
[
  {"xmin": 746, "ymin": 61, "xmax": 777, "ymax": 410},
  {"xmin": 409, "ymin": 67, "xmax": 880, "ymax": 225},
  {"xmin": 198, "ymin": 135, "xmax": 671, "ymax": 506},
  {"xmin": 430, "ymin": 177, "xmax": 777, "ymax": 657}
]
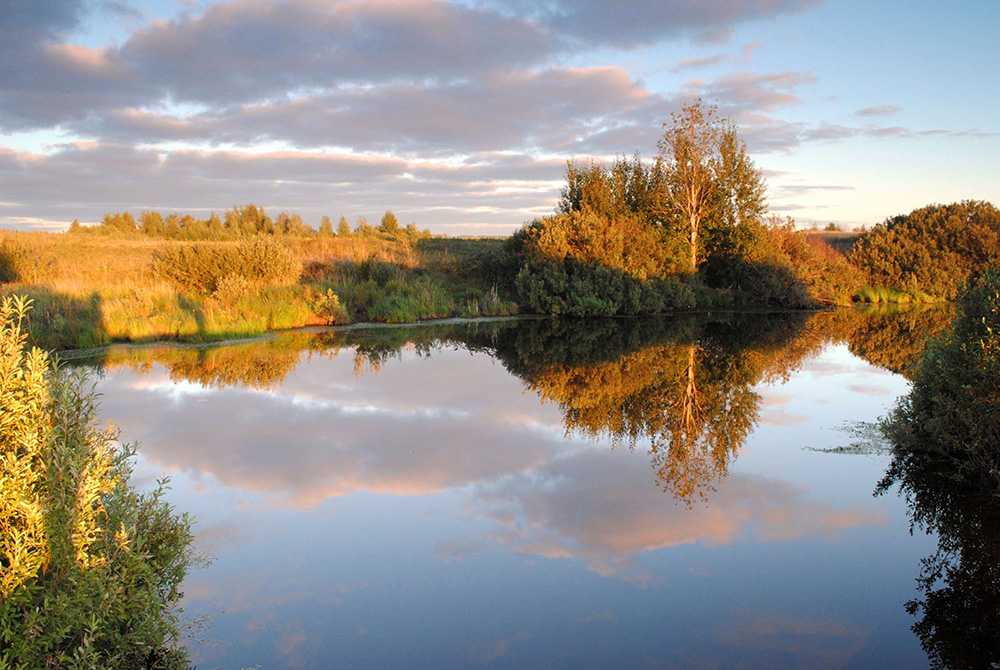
[{"xmin": 71, "ymin": 204, "xmax": 431, "ymax": 241}]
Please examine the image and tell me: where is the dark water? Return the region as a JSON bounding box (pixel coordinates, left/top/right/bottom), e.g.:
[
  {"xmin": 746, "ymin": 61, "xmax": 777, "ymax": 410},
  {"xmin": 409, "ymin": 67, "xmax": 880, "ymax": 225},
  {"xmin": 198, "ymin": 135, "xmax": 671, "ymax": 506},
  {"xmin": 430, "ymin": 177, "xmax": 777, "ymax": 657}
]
[{"xmin": 77, "ymin": 307, "xmax": 978, "ymax": 668}]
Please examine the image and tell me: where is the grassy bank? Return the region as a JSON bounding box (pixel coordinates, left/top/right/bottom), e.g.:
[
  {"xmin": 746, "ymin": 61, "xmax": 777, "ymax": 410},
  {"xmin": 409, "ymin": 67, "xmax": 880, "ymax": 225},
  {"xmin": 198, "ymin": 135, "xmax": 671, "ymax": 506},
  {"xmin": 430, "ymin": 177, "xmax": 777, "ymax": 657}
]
[{"xmin": 0, "ymin": 230, "xmax": 517, "ymax": 350}]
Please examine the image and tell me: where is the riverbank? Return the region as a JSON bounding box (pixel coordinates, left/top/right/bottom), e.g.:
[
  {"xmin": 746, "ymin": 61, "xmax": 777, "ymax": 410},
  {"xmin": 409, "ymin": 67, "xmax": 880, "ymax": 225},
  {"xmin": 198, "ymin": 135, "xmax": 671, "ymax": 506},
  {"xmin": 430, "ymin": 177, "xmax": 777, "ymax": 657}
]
[
  {"xmin": 0, "ymin": 220, "xmax": 960, "ymax": 351},
  {"xmin": 0, "ymin": 231, "xmax": 519, "ymax": 350}
]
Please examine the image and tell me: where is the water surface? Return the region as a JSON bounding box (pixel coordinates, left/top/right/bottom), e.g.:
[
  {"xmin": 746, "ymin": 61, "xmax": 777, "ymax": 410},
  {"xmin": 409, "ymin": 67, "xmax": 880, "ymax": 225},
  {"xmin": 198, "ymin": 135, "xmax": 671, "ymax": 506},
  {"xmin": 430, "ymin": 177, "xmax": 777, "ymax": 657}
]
[{"xmin": 80, "ymin": 308, "xmax": 961, "ymax": 668}]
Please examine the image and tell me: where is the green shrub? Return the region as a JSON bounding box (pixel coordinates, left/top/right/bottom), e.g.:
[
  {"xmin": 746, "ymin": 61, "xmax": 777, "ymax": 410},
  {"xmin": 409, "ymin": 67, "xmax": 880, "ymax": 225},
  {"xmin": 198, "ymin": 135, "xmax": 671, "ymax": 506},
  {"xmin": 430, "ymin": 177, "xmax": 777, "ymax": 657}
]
[
  {"xmin": 356, "ymin": 258, "xmax": 406, "ymax": 285},
  {"xmin": 880, "ymin": 267, "xmax": 1000, "ymax": 491},
  {"xmin": 0, "ymin": 296, "xmax": 194, "ymax": 669},
  {"xmin": 313, "ymin": 288, "xmax": 351, "ymax": 325},
  {"xmin": 514, "ymin": 260, "xmax": 696, "ymax": 316},
  {"xmin": 235, "ymin": 237, "xmax": 301, "ymax": 286},
  {"xmin": 153, "ymin": 238, "xmax": 301, "ymax": 293}
]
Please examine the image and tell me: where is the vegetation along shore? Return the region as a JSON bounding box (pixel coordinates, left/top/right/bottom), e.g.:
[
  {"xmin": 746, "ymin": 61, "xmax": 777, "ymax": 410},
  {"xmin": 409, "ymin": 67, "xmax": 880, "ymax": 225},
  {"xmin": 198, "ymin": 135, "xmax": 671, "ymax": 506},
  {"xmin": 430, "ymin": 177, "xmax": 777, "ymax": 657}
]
[{"xmin": 2, "ymin": 102, "xmax": 998, "ymax": 351}]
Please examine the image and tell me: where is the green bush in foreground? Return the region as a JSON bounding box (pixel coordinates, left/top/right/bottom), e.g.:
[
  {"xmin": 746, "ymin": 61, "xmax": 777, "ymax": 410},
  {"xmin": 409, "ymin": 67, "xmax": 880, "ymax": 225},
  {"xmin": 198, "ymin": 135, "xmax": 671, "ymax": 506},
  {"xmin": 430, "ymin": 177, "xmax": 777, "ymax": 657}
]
[
  {"xmin": 0, "ymin": 296, "xmax": 194, "ymax": 669},
  {"xmin": 514, "ymin": 259, "xmax": 698, "ymax": 316}
]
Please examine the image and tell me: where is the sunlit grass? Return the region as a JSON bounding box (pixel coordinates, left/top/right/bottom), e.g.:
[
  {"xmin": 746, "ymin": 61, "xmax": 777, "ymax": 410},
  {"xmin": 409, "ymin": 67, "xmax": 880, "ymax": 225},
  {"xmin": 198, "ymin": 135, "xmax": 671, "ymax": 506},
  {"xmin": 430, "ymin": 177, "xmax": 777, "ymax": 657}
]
[
  {"xmin": 0, "ymin": 230, "xmax": 516, "ymax": 349},
  {"xmin": 855, "ymin": 285, "xmax": 938, "ymax": 304}
]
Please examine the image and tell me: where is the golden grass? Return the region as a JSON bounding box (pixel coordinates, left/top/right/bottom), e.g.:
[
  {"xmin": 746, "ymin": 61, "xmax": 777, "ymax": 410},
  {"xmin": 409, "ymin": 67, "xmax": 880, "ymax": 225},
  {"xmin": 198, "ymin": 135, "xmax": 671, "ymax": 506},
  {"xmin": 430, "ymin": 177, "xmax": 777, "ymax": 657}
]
[{"xmin": 0, "ymin": 230, "xmax": 515, "ymax": 350}]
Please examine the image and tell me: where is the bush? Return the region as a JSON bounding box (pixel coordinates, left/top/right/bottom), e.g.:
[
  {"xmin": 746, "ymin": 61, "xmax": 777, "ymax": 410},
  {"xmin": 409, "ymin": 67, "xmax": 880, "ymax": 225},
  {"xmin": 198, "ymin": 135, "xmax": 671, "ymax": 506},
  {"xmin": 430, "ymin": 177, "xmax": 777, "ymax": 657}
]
[
  {"xmin": 849, "ymin": 201, "xmax": 1000, "ymax": 300},
  {"xmin": 881, "ymin": 267, "xmax": 1000, "ymax": 491},
  {"xmin": 0, "ymin": 239, "xmax": 51, "ymax": 284},
  {"xmin": 513, "ymin": 208, "xmax": 683, "ymax": 281},
  {"xmin": 0, "ymin": 296, "xmax": 194, "ymax": 669},
  {"xmin": 514, "ymin": 259, "xmax": 696, "ymax": 316},
  {"xmin": 313, "ymin": 288, "xmax": 351, "ymax": 325},
  {"xmin": 153, "ymin": 238, "xmax": 301, "ymax": 293}
]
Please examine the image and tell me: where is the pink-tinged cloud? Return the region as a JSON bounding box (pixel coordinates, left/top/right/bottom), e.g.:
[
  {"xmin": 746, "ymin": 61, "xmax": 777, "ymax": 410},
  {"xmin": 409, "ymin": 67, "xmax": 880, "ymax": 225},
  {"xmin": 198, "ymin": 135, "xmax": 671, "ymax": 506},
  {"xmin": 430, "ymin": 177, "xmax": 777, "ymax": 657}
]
[{"xmin": 486, "ymin": 0, "xmax": 819, "ymax": 47}]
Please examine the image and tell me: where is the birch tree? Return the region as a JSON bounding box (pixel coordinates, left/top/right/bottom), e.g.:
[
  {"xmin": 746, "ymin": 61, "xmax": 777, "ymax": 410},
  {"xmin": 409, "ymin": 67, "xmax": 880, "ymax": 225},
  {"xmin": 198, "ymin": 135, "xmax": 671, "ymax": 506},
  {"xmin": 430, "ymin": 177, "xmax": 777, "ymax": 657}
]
[{"xmin": 658, "ymin": 101, "xmax": 766, "ymax": 272}]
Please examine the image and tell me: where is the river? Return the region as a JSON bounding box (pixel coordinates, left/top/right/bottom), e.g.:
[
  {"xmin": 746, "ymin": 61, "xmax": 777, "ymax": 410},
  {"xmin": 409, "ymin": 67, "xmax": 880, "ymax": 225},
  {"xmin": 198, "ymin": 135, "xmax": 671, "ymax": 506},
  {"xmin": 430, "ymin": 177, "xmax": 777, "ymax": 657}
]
[{"xmin": 76, "ymin": 307, "xmax": 960, "ymax": 668}]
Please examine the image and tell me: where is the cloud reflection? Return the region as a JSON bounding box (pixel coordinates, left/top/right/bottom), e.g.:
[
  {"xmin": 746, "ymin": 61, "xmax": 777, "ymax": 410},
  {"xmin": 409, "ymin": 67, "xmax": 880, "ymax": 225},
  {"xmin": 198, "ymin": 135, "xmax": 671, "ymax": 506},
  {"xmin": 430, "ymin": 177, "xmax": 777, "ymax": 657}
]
[
  {"xmin": 100, "ymin": 346, "xmax": 565, "ymax": 508},
  {"xmin": 451, "ymin": 447, "xmax": 885, "ymax": 580}
]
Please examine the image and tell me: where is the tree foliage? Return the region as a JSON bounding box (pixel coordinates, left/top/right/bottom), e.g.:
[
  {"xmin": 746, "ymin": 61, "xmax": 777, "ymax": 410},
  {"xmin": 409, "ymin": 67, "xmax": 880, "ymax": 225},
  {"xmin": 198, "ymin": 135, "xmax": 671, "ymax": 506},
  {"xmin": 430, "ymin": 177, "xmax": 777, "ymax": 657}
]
[
  {"xmin": 880, "ymin": 267, "xmax": 1000, "ymax": 491},
  {"xmin": 379, "ymin": 210, "xmax": 400, "ymax": 235},
  {"xmin": 658, "ymin": 101, "xmax": 767, "ymax": 273},
  {"xmin": 876, "ymin": 271, "xmax": 1000, "ymax": 667},
  {"xmin": 152, "ymin": 237, "xmax": 302, "ymax": 293},
  {"xmin": 504, "ymin": 101, "xmax": 808, "ymax": 313},
  {"xmin": 558, "ymin": 154, "xmax": 665, "ymax": 227},
  {"xmin": 72, "ymin": 204, "xmax": 429, "ymax": 243}
]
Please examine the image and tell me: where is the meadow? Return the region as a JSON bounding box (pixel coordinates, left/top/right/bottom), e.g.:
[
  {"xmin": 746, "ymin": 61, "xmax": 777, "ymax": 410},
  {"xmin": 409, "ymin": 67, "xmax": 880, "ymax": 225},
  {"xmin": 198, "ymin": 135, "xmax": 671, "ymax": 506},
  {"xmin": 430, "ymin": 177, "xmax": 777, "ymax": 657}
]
[{"xmin": 0, "ymin": 229, "xmax": 515, "ymax": 350}]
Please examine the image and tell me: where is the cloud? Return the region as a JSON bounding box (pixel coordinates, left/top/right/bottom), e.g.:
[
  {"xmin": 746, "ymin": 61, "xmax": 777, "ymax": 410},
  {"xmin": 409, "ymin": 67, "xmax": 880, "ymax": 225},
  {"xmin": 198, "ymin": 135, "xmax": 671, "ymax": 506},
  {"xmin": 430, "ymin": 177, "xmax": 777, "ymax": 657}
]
[
  {"xmin": 741, "ymin": 39, "xmax": 762, "ymax": 63},
  {"xmin": 119, "ymin": 0, "xmax": 558, "ymax": 106},
  {"xmin": 97, "ymin": 345, "xmax": 570, "ymax": 508},
  {"xmin": 0, "ymin": 0, "xmax": 558, "ymax": 131},
  {"xmin": 75, "ymin": 66, "xmax": 655, "ymax": 155},
  {"xmin": 4, "ymin": 0, "xmax": 88, "ymax": 45},
  {"xmin": 773, "ymin": 182, "xmax": 857, "ymax": 197},
  {"xmin": 687, "ymin": 71, "xmax": 817, "ymax": 113},
  {"xmin": 712, "ymin": 613, "xmax": 871, "ymax": 667},
  {"xmin": 673, "ymin": 54, "xmax": 731, "ymax": 72},
  {"xmin": 0, "ymin": 141, "xmax": 571, "ymax": 231},
  {"xmin": 483, "ymin": 0, "xmax": 819, "ymax": 48},
  {"xmin": 855, "ymin": 104, "xmax": 901, "ymax": 117}
]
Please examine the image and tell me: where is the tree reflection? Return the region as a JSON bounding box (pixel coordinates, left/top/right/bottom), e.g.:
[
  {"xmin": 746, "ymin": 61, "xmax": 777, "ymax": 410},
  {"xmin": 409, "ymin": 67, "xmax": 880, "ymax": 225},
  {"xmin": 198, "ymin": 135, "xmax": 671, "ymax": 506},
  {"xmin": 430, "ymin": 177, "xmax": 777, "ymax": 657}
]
[
  {"xmin": 847, "ymin": 304, "xmax": 954, "ymax": 378},
  {"xmin": 479, "ymin": 314, "xmax": 823, "ymax": 503},
  {"xmin": 878, "ymin": 457, "xmax": 1000, "ymax": 668},
  {"xmin": 74, "ymin": 305, "xmax": 952, "ymax": 505},
  {"xmin": 912, "ymin": 509, "xmax": 1000, "ymax": 670},
  {"xmin": 98, "ymin": 340, "xmax": 303, "ymax": 390}
]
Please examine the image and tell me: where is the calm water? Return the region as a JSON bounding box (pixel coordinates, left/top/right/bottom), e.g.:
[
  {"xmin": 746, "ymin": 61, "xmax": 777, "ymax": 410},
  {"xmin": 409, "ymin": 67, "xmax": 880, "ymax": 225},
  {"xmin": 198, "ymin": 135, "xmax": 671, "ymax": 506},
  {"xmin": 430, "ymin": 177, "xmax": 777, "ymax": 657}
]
[{"xmin": 78, "ymin": 308, "xmax": 963, "ymax": 668}]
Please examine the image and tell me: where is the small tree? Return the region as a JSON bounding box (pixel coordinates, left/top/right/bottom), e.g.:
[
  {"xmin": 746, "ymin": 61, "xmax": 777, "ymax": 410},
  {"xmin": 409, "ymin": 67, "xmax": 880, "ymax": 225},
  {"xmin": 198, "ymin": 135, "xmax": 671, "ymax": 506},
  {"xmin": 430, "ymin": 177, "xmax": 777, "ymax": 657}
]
[
  {"xmin": 658, "ymin": 100, "xmax": 766, "ymax": 272},
  {"xmin": 379, "ymin": 210, "xmax": 399, "ymax": 235},
  {"xmin": 139, "ymin": 211, "xmax": 164, "ymax": 237},
  {"xmin": 319, "ymin": 215, "xmax": 334, "ymax": 237},
  {"xmin": 336, "ymin": 215, "xmax": 352, "ymax": 236}
]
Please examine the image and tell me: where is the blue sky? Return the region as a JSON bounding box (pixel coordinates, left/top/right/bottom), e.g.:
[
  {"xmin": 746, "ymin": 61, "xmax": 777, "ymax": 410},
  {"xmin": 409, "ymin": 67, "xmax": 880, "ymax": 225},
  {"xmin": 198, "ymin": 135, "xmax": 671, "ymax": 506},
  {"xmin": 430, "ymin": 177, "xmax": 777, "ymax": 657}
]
[{"xmin": 1, "ymin": 0, "xmax": 997, "ymax": 234}]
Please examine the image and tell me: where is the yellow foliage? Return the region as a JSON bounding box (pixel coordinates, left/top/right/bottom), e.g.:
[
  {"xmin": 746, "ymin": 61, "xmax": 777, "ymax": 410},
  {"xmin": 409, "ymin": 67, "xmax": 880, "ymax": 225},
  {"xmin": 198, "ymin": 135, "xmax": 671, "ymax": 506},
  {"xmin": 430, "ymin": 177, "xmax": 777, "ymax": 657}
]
[
  {"xmin": 0, "ymin": 296, "xmax": 51, "ymax": 596},
  {"xmin": 0, "ymin": 296, "xmax": 122, "ymax": 590}
]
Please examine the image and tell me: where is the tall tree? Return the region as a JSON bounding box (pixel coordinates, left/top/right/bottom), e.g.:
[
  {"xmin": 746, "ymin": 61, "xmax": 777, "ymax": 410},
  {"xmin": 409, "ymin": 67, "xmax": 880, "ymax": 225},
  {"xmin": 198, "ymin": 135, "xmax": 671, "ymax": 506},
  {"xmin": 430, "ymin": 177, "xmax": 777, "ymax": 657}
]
[{"xmin": 658, "ymin": 101, "xmax": 766, "ymax": 272}]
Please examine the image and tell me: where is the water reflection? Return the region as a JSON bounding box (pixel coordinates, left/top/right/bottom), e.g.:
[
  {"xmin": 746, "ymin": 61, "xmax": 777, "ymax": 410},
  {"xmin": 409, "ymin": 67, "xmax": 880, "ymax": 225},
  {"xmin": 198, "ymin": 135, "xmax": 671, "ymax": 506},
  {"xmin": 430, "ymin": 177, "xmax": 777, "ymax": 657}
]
[
  {"xmin": 479, "ymin": 315, "xmax": 819, "ymax": 502},
  {"xmin": 879, "ymin": 453, "xmax": 1000, "ymax": 668},
  {"xmin": 68, "ymin": 308, "xmax": 961, "ymax": 667},
  {"xmin": 874, "ymin": 285, "xmax": 1000, "ymax": 669},
  {"xmin": 80, "ymin": 307, "xmax": 953, "ymax": 507}
]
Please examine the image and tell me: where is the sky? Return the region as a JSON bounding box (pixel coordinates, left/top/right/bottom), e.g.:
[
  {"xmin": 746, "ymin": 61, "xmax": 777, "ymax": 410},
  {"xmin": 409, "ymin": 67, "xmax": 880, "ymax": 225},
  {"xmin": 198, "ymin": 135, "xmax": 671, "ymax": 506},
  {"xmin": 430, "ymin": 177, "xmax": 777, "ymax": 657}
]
[{"xmin": 1, "ymin": 0, "xmax": 998, "ymax": 235}]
